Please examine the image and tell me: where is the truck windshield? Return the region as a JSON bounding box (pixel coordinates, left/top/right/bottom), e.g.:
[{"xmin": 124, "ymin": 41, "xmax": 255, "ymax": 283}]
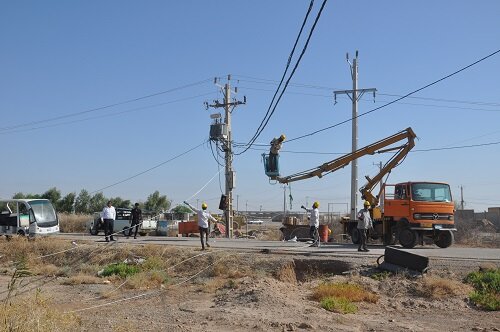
[
  {"xmin": 411, "ymin": 183, "xmax": 452, "ymax": 202},
  {"xmin": 29, "ymin": 200, "xmax": 57, "ymax": 227}
]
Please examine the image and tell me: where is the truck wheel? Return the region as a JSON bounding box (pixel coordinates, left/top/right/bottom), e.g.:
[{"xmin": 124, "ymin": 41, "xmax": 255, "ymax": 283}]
[
  {"xmin": 383, "ymin": 231, "xmax": 395, "ymax": 246},
  {"xmin": 90, "ymin": 228, "xmax": 98, "ymax": 236},
  {"xmin": 398, "ymin": 228, "xmax": 418, "ymax": 248},
  {"xmin": 350, "ymin": 228, "xmax": 360, "ymax": 244},
  {"xmin": 17, "ymin": 230, "xmax": 26, "ymax": 237},
  {"xmin": 434, "ymin": 230, "xmax": 454, "ymax": 248}
]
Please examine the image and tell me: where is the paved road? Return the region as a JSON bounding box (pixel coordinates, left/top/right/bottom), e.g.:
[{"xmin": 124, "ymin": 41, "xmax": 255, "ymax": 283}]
[{"xmin": 56, "ymin": 233, "xmax": 500, "ymax": 263}]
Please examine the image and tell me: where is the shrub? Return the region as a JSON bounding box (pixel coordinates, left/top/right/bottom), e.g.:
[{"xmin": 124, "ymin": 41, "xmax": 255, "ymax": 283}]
[
  {"xmin": 320, "ymin": 296, "xmax": 358, "ymax": 314},
  {"xmin": 465, "ymin": 269, "xmax": 500, "ymax": 311},
  {"xmin": 101, "ymin": 263, "xmax": 140, "ymax": 278}
]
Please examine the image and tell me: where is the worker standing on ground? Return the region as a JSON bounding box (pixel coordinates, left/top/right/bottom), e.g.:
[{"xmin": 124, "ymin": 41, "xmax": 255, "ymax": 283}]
[
  {"xmin": 101, "ymin": 201, "xmax": 116, "ymax": 242},
  {"xmin": 129, "ymin": 203, "xmax": 142, "ymax": 239},
  {"xmin": 184, "ymin": 201, "xmax": 217, "ymax": 250},
  {"xmin": 269, "ymin": 134, "xmax": 286, "ymax": 173},
  {"xmin": 301, "ymin": 201, "xmax": 320, "ymax": 246},
  {"xmin": 357, "ymin": 201, "xmax": 372, "ymax": 252}
]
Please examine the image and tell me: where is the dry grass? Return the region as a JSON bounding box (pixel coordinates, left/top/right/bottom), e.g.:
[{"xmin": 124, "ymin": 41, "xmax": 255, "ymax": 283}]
[
  {"xmin": 125, "ymin": 270, "xmax": 170, "ymax": 289},
  {"xmin": 210, "ymin": 255, "xmax": 254, "ymax": 279},
  {"xmin": 415, "ymin": 276, "xmax": 472, "ymax": 299},
  {"xmin": 61, "ymin": 274, "xmax": 106, "ymax": 285},
  {"xmin": 275, "ymin": 262, "xmax": 297, "ymax": 284},
  {"xmin": 58, "ymin": 213, "xmax": 90, "ymax": 233},
  {"xmin": 0, "ymin": 290, "xmax": 81, "ymax": 331},
  {"xmin": 312, "ymin": 282, "xmax": 379, "ymax": 303}
]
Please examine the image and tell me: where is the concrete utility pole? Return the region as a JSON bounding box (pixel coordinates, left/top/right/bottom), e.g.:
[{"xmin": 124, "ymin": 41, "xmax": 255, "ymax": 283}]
[
  {"xmin": 334, "ymin": 51, "xmax": 377, "ymax": 221},
  {"xmin": 206, "ymin": 75, "xmax": 246, "ymax": 238},
  {"xmin": 460, "ymin": 185, "xmax": 464, "ymax": 210},
  {"xmin": 374, "ymin": 161, "xmax": 383, "ymax": 193},
  {"xmin": 283, "ymin": 185, "xmax": 287, "ymax": 217}
]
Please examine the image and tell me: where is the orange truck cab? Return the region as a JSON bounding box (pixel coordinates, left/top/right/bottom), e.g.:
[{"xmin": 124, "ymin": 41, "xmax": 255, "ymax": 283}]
[{"xmin": 376, "ymin": 181, "xmax": 456, "ymax": 248}]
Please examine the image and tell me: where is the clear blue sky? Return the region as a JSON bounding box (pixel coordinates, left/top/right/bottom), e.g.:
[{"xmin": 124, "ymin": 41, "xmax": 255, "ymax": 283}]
[{"xmin": 1, "ymin": 1, "xmax": 499, "ymax": 212}]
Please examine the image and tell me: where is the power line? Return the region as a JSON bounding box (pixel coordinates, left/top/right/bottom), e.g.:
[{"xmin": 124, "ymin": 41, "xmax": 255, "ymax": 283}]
[
  {"xmin": 236, "ymin": 0, "xmax": 328, "ymax": 155},
  {"xmin": 286, "ymin": 48, "xmax": 500, "ymax": 143},
  {"xmin": 237, "ymin": 139, "xmax": 500, "ymax": 155},
  {"xmin": 0, "ymin": 78, "xmax": 213, "ymax": 132},
  {"xmin": 240, "ymin": 85, "xmax": 500, "ymax": 113},
  {"xmin": 412, "ymin": 140, "xmax": 500, "ymax": 152},
  {"xmin": 234, "ymin": 75, "xmax": 500, "ymax": 107},
  {"xmin": 237, "ymin": 0, "xmax": 316, "ymax": 151},
  {"xmin": 0, "ymin": 92, "xmax": 216, "ymax": 135},
  {"xmin": 89, "ymin": 140, "xmax": 207, "ymax": 194}
]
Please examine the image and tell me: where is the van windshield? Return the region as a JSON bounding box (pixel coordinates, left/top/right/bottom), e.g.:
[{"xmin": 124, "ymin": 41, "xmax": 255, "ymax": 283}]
[
  {"xmin": 29, "ymin": 200, "xmax": 57, "ymax": 227},
  {"xmin": 411, "ymin": 183, "xmax": 452, "ymax": 202}
]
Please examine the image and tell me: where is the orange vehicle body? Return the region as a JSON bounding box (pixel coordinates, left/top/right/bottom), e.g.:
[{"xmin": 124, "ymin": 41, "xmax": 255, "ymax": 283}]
[{"xmin": 358, "ymin": 181, "xmax": 456, "ymax": 248}]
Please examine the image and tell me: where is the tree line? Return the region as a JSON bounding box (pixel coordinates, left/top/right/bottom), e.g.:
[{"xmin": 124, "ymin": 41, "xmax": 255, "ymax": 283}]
[{"xmin": 12, "ymin": 188, "xmax": 171, "ymax": 214}]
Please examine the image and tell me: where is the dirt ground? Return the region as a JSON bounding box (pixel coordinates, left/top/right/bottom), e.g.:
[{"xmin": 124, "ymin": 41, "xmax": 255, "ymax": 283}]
[{"xmin": 1, "ymin": 240, "xmax": 499, "ymax": 332}]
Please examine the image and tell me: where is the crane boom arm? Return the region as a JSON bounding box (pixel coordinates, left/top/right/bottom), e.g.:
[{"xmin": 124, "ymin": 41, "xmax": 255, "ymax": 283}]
[{"xmin": 277, "ymin": 128, "xmax": 416, "ymax": 204}]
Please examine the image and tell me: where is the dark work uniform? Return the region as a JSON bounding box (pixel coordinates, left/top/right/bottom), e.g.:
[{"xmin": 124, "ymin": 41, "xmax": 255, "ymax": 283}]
[{"xmin": 130, "ymin": 207, "xmax": 142, "ymax": 238}]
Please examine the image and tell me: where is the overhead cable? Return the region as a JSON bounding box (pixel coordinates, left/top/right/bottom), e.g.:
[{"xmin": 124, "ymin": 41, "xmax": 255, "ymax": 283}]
[
  {"xmin": 89, "ymin": 140, "xmax": 207, "ymax": 194},
  {"xmin": 236, "ymin": 0, "xmax": 328, "ymax": 155},
  {"xmin": 286, "ymin": 48, "xmax": 500, "ymax": 143},
  {"xmin": 0, "ymin": 78, "xmax": 213, "ymax": 132},
  {"xmin": 0, "ymin": 92, "xmax": 216, "ymax": 135}
]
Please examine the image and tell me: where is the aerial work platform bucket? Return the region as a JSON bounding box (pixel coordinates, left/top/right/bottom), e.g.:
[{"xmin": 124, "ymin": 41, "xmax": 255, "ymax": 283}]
[{"xmin": 262, "ymin": 153, "xmax": 280, "ymax": 178}]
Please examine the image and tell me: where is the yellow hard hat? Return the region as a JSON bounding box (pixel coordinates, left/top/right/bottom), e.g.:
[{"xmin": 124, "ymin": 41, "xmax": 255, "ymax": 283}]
[
  {"xmin": 313, "ymin": 201, "xmax": 319, "ymax": 208},
  {"xmin": 363, "ymin": 201, "xmax": 371, "ymax": 206},
  {"xmin": 279, "ymin": 134, "xmax": 286, "ymax": 141},
  {"xmin": 201, "ymin": 203, "xmax": 208, "ymax": 209}
]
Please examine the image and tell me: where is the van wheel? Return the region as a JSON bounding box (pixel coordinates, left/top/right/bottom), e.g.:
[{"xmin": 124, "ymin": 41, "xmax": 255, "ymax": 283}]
[
  {"xmin": 90, "ymin": 228, "xmax": 98, "ymax": 236},
  {"xmin": 17, "ymin": 230, "xmax": 26, "ymax": 237},
  {"xmin": 435, "ymin": 230, "xmax": 454, "ymax": 248},
  {"xmin": 123, "ymin": 227, "xmax": 131, "ymax": 237},
  {"xmin": 350, "ymin": 228, "xmax": 360, "ymax": 244},
  {"xmin": 399, "ymin": 228, "xmax": 418, "ymax": 248}
]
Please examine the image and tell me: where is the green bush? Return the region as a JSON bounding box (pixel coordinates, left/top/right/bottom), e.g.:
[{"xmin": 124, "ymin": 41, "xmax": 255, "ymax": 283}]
[
  {"xmin": 464, "ymin": 269, "xmax": 499, "ymax": 311},
  {"xmin": 320, "ymin": 297, "xmax": 357, "ymax": 314},
  {"xmin": 101, "ymin": 263, "xmax": 140, "ymax": 278}
]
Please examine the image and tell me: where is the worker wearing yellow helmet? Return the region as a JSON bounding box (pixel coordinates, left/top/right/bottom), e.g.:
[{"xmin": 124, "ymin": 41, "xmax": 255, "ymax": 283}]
[
  {"xmin": 184, "ymin": 200, "xmax": 217, "ymax": 250},
  {"xmin": 268, "ymin": 134, "xmax": 286, "ymax": 173},
  {"xmin": 356, "ymin": 201, "xmax": 373, "ymax": 252},
  {"xmin": 301, "ymin": 201, "xmax": 320, "ymax": 246}
]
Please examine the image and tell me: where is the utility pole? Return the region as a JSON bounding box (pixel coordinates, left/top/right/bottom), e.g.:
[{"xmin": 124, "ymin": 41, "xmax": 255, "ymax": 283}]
[
  {"xmin": 460, "ymin": 185, "xmax": 464, "ymax": 210},
  {"xmin": 283, "ymin": 185, "xmax": 287, "ymax": 218},
  {"xmin": 206, "ymin": 75, "xmax": 246, "ymax": 238},
  {"xmin": 374, "ymin": 161, "xmax": 383, "ymax": 194},
  {"xmin": 334, "ymin": 51, "xmax": 377, "ymax": 221},
  {"xmin": 236, "ymin": 194, "xmax": 239, "ymax": 214}
]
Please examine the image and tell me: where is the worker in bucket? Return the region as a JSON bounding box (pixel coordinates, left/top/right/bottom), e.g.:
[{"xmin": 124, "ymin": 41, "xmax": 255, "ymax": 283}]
[
  {"xmin": 269, "ymin": 134, "xmax": 286, "ymax": 173},
  {"xmin": 184, "ymin": 201, "xmax": 217, "ymax": 250},
  {"xmin": 301, "ymin": 201, "xmax": 320, "ymax": 247},
  {"xmin": 357, "ymin": 201, "xmax": 373, "ymax": 252}
]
